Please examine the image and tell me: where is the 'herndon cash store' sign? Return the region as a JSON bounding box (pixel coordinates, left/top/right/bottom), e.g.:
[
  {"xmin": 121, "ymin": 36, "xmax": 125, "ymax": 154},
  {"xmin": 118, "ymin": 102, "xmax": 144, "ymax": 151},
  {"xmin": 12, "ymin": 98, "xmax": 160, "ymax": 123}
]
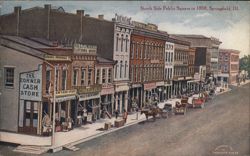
[{"xmin": 19, "ymin": 65, "xmax": 42, "ymax": 101}]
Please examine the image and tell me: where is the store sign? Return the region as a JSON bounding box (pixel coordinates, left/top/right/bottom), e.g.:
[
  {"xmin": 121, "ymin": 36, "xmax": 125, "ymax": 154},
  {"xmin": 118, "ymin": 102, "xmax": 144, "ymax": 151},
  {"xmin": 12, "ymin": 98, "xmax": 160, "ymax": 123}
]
[
  {"xmin": 156, "ymin": 81, "xmax": 164, "ymax": 86},
  {"xmin": 75, "ymin": 85, "xmax": 102, "ymax": 94},
  {"xmin": 79, "ymin": 92, "xmax": 100, "ymax": 101},
  {"xmin": 73, "ymin": 44, "xmax": 97, "ymax": 55},
  {"xmin": 144, "ymin": 82, "xmax": 156, "ymax": 90},
  {"xmin": 20, "ymin": 65, "xmax": 42, "ymax": 101},
  {"xmin": 194, "ymin": 73, "xmax": 200, "ymax": 80},
  {"xmin": 101, "ymin": 87, "xmax": 114, "ymax": 95},
  {"xmin": 56, "ymin": 89, "xmax": 77, "ymax": 97},
  {"xmin": 115, "ymin": 14, "xmax": 132, "ymax": 25},
  {"xmin": 45, "ymin": 55, "xmax": 71, "ymax": 61}
]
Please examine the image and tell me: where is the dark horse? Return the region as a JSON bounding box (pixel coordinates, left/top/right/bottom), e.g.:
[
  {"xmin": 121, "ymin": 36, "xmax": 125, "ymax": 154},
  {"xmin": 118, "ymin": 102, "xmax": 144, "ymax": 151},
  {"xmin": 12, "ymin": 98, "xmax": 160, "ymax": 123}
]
[{"xmin": 141, "ymin": 107, "xmax": 163, "ymax": 121}]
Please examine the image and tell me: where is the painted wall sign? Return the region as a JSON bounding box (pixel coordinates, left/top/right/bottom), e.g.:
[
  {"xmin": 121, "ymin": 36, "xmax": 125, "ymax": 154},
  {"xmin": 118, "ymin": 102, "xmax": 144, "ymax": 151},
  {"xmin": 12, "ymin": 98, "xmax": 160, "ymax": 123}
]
[
  {"xmin": 20, "ymin": 65, "xmax": 42, "ymax": 101},
  {"xmin": 73, "ymin": 44, "xmax": 97, "ymax": 55},
  {"xmin": 144, "ymin": 82, "xmax": 156, "ymax": 90}
]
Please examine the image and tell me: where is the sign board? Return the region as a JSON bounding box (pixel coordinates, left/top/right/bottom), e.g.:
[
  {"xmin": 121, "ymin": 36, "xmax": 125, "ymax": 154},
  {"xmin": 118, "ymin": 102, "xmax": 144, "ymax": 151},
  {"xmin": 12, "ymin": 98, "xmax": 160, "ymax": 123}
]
[
  {"xmin": 87, "ymin": 113, "xmax": 93, "ymax": 122},
  {"xmin": 194, "ymin": 73, "xmax": 200, "ymax": 80},
  {"xmin": 20, "ymin": 65, "xmax": 42, "ymax": 101},
  {"xmin": 144, "ymin": 82, "xmax": 156, "ymax": 90},
  {"xmin": 75, "ymin": 85, "xmax": 102, "ymax": 94},
  {"xmin": 73, "ymin": 44, "xmax": 97, "ymax": 55}
]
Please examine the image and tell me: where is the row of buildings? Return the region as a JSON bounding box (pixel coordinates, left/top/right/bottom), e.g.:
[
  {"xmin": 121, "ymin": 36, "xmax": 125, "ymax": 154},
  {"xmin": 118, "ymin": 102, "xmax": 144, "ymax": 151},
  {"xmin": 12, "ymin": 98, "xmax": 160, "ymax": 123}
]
[{"xmin": 0, "ymin": 5, "xmax": 240, "ymax": 135}]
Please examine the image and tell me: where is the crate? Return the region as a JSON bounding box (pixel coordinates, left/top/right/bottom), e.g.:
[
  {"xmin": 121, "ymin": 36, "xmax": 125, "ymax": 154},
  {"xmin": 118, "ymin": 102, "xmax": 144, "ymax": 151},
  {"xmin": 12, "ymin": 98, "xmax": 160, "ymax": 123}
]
[
  {"xmin": 114, "ymin": 119, "xmax": 124, "ymax": 128},
  {"xmin": 104, "ymin": 122, "xmax": 112, "ymax": 130}
]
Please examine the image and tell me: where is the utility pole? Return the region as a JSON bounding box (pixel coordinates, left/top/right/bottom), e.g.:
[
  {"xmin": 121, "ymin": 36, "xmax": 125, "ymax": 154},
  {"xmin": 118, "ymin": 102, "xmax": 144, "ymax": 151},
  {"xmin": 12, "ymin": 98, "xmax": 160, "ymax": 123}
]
[{"xmin": 51, "ymin": 66, "xmax": 56, "ymax": 146}]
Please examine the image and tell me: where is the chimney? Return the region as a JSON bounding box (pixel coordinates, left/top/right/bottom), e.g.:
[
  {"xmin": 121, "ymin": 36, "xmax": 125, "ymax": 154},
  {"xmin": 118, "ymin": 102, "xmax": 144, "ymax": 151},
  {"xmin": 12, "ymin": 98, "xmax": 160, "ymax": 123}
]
[
  {"xmin": 98, "ymin": 14, "xmax": 104, "ymax": 20},
  {"xmin": 14, "ymin": 6, "xmax": 21, "ymax": 14},
  {"xmin": 44, "ymin": 4, "xmax": 51, "ymax": 10},
  {"xmin": 44, "ymin": 4, "xmax": 51, "ymax": 40},
  {"xmin": 76, "ymin": 10, "xmax": 84, "ymax": 16},
  {"xmin": 14, "ymin": 6, "xmax": 21, "ymax": 36}
]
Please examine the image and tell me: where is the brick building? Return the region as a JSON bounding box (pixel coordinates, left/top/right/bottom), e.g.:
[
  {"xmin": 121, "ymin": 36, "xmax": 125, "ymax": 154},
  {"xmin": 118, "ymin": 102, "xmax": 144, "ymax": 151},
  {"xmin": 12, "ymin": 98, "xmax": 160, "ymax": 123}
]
[
  {"xmin": 129, "ymin": 22, "xmax": 167, "ymax": 108},
  {"xmin": 173, "ymin": 35, "xmax": 222, "ymax": 78},
  {"xmin": 218, "ymin": 49, "xmax": 240, "ymax": 84}
]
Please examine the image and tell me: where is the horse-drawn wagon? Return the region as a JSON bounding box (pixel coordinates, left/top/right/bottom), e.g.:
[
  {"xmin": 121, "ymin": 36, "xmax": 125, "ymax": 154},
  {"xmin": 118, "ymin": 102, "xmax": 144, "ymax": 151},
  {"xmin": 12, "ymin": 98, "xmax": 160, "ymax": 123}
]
[{"xmin": 174, "ymin": 101, "xmax": 187, "ymax": 115}]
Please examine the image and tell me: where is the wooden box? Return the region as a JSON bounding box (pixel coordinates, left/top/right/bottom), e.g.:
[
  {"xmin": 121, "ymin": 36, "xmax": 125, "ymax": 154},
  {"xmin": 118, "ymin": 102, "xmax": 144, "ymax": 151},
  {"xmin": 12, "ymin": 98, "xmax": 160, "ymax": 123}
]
[
  {"xmin": 114, "ymin": 119, "xmax": 124, "ymax": 128},
  {"xmin": 104, "ymin": 122, "xmax": 111, "ymax": 130}
]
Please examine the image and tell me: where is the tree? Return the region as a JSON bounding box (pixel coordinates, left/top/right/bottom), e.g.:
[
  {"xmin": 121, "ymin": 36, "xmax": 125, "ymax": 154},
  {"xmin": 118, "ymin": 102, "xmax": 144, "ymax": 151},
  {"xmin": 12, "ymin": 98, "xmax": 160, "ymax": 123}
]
[{"xmin": 239, "ymin": 55, "xmax": 250, "ymax": 75}]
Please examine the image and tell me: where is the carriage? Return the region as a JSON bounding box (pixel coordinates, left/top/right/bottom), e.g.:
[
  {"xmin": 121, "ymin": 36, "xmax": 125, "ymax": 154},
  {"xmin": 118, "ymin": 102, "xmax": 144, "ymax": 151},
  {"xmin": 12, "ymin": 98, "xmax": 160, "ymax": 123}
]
[{"xmin": 174, "ymin": 99, "xmax": 188, "ymax": 115}]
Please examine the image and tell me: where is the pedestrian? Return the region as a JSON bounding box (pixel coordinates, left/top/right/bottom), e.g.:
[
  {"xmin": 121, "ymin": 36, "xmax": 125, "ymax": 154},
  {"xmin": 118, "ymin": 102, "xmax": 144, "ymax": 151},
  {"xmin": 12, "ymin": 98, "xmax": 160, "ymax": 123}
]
[
  {"xmin": 115, "ymin": 109, "xmax": 119, "ymax": 119},
  {"xmin": 123, "ymin": 109, "xmax": 128, "ymax": 123}
]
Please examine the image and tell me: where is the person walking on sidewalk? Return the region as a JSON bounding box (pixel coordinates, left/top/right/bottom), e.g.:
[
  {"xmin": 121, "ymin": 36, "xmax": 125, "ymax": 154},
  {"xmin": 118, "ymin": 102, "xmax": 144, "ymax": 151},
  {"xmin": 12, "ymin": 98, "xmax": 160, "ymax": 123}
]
[
  {"xmin": 123, "ymin": 109, "xmax": 128, "ymax": 123},
  {"xmin": 115, "ymin": 110, "xmax": 119, "ymax": 119}
]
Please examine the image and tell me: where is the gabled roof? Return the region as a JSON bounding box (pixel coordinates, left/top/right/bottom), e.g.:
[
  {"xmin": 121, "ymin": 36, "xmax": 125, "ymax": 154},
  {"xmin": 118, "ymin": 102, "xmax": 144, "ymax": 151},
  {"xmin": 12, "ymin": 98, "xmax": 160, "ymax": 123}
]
[{"xmin": 97, "ymin": 56, "xmax": 115, "ymax": 65}]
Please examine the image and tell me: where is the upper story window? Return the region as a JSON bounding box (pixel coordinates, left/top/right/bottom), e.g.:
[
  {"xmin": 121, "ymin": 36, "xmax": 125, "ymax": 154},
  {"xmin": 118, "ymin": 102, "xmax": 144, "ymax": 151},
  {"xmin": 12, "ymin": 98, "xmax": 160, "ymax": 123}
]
[
  {"xmin": 136, "ymin": 42, "xmax": 139, "ymax": 59},
  {"xmin": 116, "ymin": 33, "xmax": 119, "ymax": 51},
  {"xmin": 125, "ymin": 35, "xmax": 128, "ymax": 52},
  {"xmin": 121, "ymin": 34, "xmax": 124, "ymax": 52},
  {"xmin": 115, "ymin": 64, "xmax": 118, "ymax": 79},
  {"xmin": 88, "ymin": 68, "xmax": 92, "ymax": 85},
  {"xmin": 140, "ymin": 43, "xmax": 143, "ymax": 59},
  {"xmin": 81, "ymin": 68, "xmax": 86, "ymax": 86},
  {"xmin": 102, "ymin": 68, "xmax": 106, "ymax": 84},
  {"xmin": 96, "ymin": 69, "xmax": 100, "ymax": 84},
  {"xmin": 120, "ymin": 61, "xmax": 123, "ymax": 78},
  {"xmin": 124, "ymin": 61, "xmax": 128, "ymax": 78},
  {"xmin": 55, "ymin": 68, "xmax": 59, "ymax": 91},
  {"xmin": 73, "ymin": 68, "xmax": 78, "ymax": 86},
  {"xmin": 108, "ymin": 68, "xmax": 112, "ymax": 83},
  {"xmin": 131, "ymin": 42, "xmax": 134, "ymax": 59},
  {"xmin": 224, "ymin": 55, "xmax": 228, "ymax": 61},
  {"xmin": 4, "ymin": 67, "xmax": 15, "ymax": 88},
  {"xmin": 62, "ymin": 68, "xmax": 67, "ymax": 90}
]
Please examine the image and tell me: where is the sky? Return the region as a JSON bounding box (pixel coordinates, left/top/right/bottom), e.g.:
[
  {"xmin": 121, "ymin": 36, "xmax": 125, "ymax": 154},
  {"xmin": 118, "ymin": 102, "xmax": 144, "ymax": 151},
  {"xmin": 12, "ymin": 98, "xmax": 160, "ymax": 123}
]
[{"xmin": 1, "ymin": 1, "xmax": 249, "ymax": 57}]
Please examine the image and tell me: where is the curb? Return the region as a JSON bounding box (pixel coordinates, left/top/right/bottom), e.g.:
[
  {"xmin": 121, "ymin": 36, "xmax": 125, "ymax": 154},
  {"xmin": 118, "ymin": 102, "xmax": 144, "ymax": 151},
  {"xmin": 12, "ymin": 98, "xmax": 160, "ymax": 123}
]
[{"xmin": 50, "ymin": 117, "xmax": 148, "ymax": 152}]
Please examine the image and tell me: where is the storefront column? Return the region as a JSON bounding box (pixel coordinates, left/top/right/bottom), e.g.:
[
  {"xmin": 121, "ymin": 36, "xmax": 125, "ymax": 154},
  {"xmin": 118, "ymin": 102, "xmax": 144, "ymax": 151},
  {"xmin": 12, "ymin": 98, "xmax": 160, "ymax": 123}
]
[
  {"xmin": 111, "ymin": 94, "xmax": 114, "ymax": 114},
  {"xmin": 115, "ymin": 94, "xmax": 118, "ymax": 111},
  {"xmin": 119, "ymin": 92, "xmax": 123, "ymax": 112},
  {"xmin": 125, "ymin": 91, "xmax": 128, "ymax": 112}
]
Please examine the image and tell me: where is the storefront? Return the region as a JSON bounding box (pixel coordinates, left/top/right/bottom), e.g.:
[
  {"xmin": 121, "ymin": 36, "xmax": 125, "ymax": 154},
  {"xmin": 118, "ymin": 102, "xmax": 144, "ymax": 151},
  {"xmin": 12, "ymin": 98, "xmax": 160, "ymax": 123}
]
[
  {"xmin": 18, "ymin": 65, "xmax": 43, "ymax": 135},
  {"xmin": 156, "ymin": 81, "xmax": 165, "ymax": 102},
  {"xmin": 114, "ymin": 83, "xmax": 129, "ymax": 113},
  {"xmin": 143, "ymin": 82, "xmax": 156, "ymax": 105},
  {"xmin": 76, "ymin": 85, "xmax": 102, "ymax": 125},
  {"xmin": 129, "ymin": 84, "xmax": 142, "ymax": 111},
  {"xmin": 100, "ymin": 84, "xmax": 114, "ymax": 118},
  {"xmin": 164, "ymin": 80, "xmax": 172, "ymax": 100}
]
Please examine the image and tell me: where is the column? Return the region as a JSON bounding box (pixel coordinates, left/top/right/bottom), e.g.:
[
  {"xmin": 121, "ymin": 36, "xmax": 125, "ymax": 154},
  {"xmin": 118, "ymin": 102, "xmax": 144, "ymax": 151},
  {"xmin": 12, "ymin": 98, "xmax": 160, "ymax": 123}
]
[
  {"xmin": 115, "ymin": 93, "xmax": 118, "ymax": 111},
  {"xmin": 111, "ymin": 93, "xmax": 114, "ymax": 115},
  {"xmin": 125, "ymin": 91, "xmax": 128, "ymax": 112},
  {"xmin": 119, "ymin": 92, "xmax": 123, "ymax": 112},
  {"xmin": 140, "ymin": 87, "xmax": 143, "ymax": 108}
]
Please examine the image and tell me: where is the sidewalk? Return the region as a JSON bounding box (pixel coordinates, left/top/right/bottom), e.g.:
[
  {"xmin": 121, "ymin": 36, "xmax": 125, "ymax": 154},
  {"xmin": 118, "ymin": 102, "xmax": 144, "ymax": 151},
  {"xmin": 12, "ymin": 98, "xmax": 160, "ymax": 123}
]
[{"xmin": 230, "ymin": 80, "xmax": 250, "ymax": 87}]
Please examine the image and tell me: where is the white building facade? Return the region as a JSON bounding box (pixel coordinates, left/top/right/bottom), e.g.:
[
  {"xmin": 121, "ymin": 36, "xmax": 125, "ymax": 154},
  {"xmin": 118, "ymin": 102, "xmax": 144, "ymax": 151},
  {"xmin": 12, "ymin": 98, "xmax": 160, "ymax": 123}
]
[
  {"xmin": 164, "ymin": 41, "xmax": 174, "ymax": 100},
  {"xmin": 113, "ymin": 14, "xmax": 134, "ymax": 113}
]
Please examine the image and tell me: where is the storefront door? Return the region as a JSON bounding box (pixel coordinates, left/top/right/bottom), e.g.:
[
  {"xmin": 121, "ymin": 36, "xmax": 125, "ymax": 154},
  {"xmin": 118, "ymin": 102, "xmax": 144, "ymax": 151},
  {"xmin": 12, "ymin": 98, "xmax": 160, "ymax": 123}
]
[{"xmin": 22, "ymin": 101, "xmax": 38, "ymax": 134}]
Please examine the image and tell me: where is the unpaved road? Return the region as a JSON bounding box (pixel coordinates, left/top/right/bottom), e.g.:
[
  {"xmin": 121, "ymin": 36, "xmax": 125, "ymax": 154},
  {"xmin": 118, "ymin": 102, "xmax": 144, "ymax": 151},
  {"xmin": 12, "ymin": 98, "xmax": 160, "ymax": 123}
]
[{"xmin": 1, "ymin": 83, "xmax": 249, "ymax": 156}]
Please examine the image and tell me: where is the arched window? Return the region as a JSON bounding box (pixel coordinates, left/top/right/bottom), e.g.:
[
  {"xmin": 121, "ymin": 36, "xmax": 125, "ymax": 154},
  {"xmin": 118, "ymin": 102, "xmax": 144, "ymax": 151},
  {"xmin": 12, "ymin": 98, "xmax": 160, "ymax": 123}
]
[
  {"xmin": 115, "ymin": 64, "xmax": 118, "ymax": 79},
  {"xmin": 125, "ymin": 35, "xmax": 128, "ymax": 52},
  {"xmin": 121, "ymin": 34, "xmax": 124, "ymax": 52},
  {"xmin": 120, "ymin": 61, "xmax": 123, "ymax": 78},
  {"xmin": 124, "ymin": 61, "xmax": 128, "ymax": 78},
  {"xmin": 116, "ymin": 33, "xmax": 119, "ymax": 51}
]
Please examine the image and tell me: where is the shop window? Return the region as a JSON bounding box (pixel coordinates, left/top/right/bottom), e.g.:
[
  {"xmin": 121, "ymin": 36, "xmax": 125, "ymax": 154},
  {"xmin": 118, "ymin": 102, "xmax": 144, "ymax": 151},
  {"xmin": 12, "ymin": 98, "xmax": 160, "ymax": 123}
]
[
  {"xmin": 55, "ymin": 69, "xmax": 59, "ymax": 91},
  {"xmin": 4, "ymin": 67, "xmax": 14, "ymax": 88}
]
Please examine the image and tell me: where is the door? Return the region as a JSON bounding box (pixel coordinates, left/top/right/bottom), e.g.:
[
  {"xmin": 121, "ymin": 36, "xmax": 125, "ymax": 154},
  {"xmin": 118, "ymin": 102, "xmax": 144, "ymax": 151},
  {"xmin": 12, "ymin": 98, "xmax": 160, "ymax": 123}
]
[{"xmin": 23, "ymin": 101, "xmax": 38, "ymax": 134}]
